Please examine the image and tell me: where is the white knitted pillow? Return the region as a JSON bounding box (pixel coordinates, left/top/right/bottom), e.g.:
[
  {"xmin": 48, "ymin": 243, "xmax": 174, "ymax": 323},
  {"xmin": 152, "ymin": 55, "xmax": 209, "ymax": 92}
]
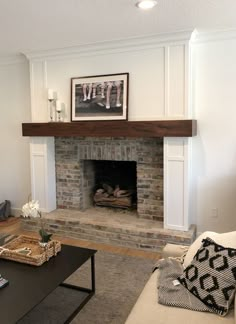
[
  {"xmin": 179, "ymin": 237, "xmax": 236, "ymax": 316},
  {"xmin": 184, "ymin": 231, "xmax": 236, "ymax": 268}
]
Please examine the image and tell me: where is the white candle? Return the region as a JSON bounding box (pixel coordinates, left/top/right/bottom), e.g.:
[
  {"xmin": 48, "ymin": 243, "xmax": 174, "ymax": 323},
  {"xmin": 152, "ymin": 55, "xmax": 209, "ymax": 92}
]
[
  {"xmin": 56, "ymin": 100, "xmax": 62, "ymax": 112},
  {"xmin": 48, "ymin": 89, "xmax": 54, "ymax": 100}
]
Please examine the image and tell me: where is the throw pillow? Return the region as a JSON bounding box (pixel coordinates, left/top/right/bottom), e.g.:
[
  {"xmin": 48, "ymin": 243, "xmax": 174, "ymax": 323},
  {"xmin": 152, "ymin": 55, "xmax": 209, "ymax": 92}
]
[
  {"xmin": 184, "ymin": 231, "xmax": 236, "ymax": 268},
  {"xmin": 178, "ymin": 237, "xmax": 236, "ymax": 316}
]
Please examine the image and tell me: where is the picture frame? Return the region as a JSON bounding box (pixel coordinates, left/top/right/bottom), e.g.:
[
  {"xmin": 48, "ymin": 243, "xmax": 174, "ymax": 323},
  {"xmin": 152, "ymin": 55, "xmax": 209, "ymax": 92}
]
[{"xmin": 71, "ymin": 73, "xmax": 129, "ymax": 121}]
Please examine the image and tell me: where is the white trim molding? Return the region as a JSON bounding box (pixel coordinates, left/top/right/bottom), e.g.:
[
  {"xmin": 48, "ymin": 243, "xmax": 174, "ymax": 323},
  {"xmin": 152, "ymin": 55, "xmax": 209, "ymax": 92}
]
[
  {"xmin": 192, "ymin": 28, "xmax": 236, "ymax": 44},
  {"xmin": 24, "ymin": 30, "xmax": 195, "ymax": 61},
  {"xmin": 0, "ymin": 54, "xmax": 27, "ymax": 66}
]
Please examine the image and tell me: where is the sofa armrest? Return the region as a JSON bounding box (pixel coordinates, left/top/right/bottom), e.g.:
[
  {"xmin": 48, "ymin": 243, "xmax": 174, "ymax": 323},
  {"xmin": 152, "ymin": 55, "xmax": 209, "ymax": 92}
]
[{"xmin": 162, "ymin": 243, "xmax": 189, "ymax": 259}]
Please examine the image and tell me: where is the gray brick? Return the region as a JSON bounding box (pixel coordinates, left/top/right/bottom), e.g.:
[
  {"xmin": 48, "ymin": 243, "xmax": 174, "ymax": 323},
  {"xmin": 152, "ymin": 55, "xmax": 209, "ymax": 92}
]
[{"xmin": 55, "ymin": 137, "xmax": 163, "ymax": 221}]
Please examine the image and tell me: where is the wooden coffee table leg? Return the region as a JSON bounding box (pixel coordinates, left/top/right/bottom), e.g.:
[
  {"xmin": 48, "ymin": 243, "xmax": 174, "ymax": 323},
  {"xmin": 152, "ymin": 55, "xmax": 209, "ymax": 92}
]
[
  {"xmin": 91, "ymin": 254, "xmax": 95, "ymax": 292},
  {"xmin": 60, "ymin": 254, "xmax": 96, "ymax": 323}
]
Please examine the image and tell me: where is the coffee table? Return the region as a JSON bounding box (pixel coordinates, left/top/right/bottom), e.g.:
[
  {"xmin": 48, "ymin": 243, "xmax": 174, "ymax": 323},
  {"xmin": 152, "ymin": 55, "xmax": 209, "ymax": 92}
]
[{"xmin": 0, "ymin": 243, "xmax": 96, "ymax": 324}]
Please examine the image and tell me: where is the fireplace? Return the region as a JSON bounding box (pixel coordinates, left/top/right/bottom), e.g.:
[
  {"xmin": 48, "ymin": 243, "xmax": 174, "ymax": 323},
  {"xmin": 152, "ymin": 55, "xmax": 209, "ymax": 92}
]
[
  {"xmin": 87, "ymin": 160, "xmax": 137, "ymax": 209},
  {"xmin": 55, "ymin": 137, "xmax": 163, "ymax": 221},
  {"xmin": 74, "ymin": 159, "xmax": 137, "ymax": 210}
]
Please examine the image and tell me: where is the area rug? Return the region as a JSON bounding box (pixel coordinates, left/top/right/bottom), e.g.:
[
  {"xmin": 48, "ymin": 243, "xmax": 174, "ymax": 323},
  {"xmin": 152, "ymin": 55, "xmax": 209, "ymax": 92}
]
[{"xmin": 20, "ymin": 250, "xmax": 157, "ymax": 324}]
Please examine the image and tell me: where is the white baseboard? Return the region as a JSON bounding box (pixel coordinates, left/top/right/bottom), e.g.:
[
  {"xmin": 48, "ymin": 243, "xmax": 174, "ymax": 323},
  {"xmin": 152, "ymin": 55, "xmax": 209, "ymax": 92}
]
[{"xmin": 10, "ymin": 208, "xmax": 22, "ymax": 217}]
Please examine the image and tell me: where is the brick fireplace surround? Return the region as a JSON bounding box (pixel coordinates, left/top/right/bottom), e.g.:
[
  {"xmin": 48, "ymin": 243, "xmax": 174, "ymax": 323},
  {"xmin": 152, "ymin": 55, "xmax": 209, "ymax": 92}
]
[
  {"xmin": 22, "ymin": 120, "xmax": 197, "ymax": 251},
  {"xmin": 55, "ymin": 137, "xmax": 164, "ymax": 221},
  {"xmin": 23, "ymin": 135, "xmax": 196, "ymax": 251}
]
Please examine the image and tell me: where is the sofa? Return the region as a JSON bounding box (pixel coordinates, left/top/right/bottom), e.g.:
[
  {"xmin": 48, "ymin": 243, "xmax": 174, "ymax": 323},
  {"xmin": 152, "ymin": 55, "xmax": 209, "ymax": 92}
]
[{"xmin": 125, "ymin": 231, "xmax": 236, "ymax": 324}]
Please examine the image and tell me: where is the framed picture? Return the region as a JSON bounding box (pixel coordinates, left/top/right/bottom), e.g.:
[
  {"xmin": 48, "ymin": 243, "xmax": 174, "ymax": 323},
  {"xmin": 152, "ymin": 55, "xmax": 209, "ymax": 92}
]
[{"xmin": 71, "ymin": 73, "xmax": 129, "ymax": 121}]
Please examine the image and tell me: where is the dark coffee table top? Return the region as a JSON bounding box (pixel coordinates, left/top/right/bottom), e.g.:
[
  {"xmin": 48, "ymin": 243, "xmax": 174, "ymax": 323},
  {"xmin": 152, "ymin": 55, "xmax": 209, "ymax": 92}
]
[{"xmin": 0, "ymin": 244, "xmax": 96, "ymax": 324}]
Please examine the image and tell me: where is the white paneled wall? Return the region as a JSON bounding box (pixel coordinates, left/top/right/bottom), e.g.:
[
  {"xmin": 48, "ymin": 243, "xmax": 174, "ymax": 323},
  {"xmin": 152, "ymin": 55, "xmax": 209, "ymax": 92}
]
[
  {"xmin": 30, "ymin": 137, "xmax": 56, "ymax": 212},
  {"xmin": 26, "ymin": 31, "xmax": 193, "ymax": 230},
  {"xmin": 30, "ymin": 61, "xmax": 48, "ymax": 122},
  {"xmin": 164, "ymin": 138, "xmax": 191, "ymax": 230}
]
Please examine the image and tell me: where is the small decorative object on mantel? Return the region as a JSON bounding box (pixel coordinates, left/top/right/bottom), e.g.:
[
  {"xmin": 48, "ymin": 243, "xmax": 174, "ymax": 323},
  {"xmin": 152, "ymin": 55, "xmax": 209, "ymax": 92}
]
[
  {"xmin": 47, "ymin": 88, "xmax": 57, "ymax": 122},
  {"xmin": 71, "ymin": 73, "xmax": 129, "ymax": 121},
  {"xmin": 47, "ymin": 89, "xmax": 66, "ymax": 122},
  {"xmin": 21, "ymin": 199, "xmax": 52, "ymax": 245},
  {"xmin": 56, "ymin": 100, "xmax": 62, "ymax": 122}
]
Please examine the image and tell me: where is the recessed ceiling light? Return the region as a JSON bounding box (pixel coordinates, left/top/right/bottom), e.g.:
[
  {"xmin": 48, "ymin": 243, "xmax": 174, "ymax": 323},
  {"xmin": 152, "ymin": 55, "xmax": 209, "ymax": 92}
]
[{"xmin": 136, "ymin": 0, "xmax": 158, "ymax": 10}]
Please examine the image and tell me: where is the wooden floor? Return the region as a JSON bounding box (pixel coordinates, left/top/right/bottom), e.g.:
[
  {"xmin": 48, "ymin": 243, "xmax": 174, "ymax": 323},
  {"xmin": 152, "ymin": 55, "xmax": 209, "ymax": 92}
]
[{"xmin": 0, "ymin": 217, "xmax": 161, "ymax": 260}]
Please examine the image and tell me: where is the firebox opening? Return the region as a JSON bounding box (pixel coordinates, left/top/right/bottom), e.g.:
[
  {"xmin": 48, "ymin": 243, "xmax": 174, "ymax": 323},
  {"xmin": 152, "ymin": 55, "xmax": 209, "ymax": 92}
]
[{"xmin": 93, "ymin": 160, "xmax": 137, "ymax": 209}]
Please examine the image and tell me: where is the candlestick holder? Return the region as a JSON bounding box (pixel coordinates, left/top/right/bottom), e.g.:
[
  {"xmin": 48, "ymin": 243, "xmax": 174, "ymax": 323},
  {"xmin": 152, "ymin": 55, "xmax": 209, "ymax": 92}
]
[
  {"xmin": 56, "ymin": 100, "xmax": 63, "ymax": 122},
  {"xmin": 48, "ymin": 99, "xmax": 55, "ymax": 122},
  {"xmin": 47, "ymin": 89, "xmax": 57, "ymax": 122},
  {"xmin": 56, "ymin": 109, "xmax": 62, "ymax": 122}
]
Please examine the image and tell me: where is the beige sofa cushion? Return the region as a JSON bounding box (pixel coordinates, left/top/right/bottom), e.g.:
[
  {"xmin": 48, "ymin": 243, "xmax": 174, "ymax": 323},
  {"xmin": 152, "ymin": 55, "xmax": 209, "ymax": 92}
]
[
  {"xmin": 162, "ymin": 244, "xmax": 189, "ymax": 259},
  {"xmin": 125, "ymin": 270, "xmax": 235, "ymax": 324}
]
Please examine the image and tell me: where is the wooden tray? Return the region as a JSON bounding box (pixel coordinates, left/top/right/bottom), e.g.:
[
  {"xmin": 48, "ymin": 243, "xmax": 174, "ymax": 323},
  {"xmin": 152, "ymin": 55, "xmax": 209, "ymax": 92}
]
[{"xmin": 0, "ymin": 235, "xmax": 61, "ymax": 266}]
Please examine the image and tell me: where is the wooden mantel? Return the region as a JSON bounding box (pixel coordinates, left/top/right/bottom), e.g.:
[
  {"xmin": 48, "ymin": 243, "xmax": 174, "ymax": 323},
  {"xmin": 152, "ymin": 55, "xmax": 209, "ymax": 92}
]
[{"xmin": 22, "ymin": 120, "xmax": 197, "ymax": 138}]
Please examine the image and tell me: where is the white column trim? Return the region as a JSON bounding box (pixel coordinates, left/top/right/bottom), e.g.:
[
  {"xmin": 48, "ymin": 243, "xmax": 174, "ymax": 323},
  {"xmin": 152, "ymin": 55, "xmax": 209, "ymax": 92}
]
[
  {"xmin": 164, "ymin": 46, "xmax": 169, "ymax": 117},
  {"xmin": 30, "ymin": 138, "xmax": 56, "ymax": 212},
  {"xmin": 164, "ymin": 138, "xmax": 190, "ymax": 231}
]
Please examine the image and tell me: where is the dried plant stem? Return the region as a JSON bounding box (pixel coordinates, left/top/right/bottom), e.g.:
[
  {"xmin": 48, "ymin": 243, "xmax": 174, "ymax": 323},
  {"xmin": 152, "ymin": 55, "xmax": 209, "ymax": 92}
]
[{"xmin": 39, "ymin": 211, "xmax": 44, "ymax": 231}]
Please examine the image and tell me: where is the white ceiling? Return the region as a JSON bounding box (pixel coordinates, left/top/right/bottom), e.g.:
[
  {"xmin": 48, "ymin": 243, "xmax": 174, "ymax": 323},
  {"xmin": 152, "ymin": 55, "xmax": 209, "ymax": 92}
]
[{"xmin": 0, "ymin": 0, "xmax": 236, "ymax": 56}]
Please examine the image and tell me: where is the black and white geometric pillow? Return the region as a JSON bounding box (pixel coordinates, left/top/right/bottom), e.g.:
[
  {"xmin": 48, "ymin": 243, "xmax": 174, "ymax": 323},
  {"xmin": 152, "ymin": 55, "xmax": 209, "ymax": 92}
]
[{"xmin": 178, "ymin": 237, "xmax": 236, "ymax": 316}]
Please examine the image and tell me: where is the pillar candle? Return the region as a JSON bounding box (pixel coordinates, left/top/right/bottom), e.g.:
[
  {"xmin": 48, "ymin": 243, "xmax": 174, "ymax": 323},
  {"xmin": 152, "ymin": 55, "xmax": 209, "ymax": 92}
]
[
  {"xmin": 56, "ymin": 100, "xmax": 62, "ymax": 112},
  {"xmin": 48, "ymin": 89, "xmax": 54, "ymax": 100}
]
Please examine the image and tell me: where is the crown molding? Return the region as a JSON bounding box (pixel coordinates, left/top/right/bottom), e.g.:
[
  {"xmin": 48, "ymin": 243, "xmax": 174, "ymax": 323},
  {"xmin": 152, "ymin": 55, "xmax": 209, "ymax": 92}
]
[
  {"xmin": 0, "ymin": 53, "xmax": 27, "ymax": 66},
  {"xmin": 24, "ymin": 30, "xmax": 195, "ymax": 61},
  {"xmin": 192, "ymin": 28, "xmax": 236, "ymax": 44}
]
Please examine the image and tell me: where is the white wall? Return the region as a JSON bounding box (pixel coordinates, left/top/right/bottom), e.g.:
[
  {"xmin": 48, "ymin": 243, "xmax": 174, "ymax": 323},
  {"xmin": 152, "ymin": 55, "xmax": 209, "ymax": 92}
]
[
  {"xmin": 0, "ymin": 58, "xmax": 31, "ymax": 215},
  {"xmin": 2, "ymin": 33, "xmax": 236, "ymax": 234},
  {"xmin": 28, "ymin": 43, "xmax": 190, "ymax": 122},
  {"xmin": 192, "ymin": 36, "xmax": 236, "ymax": 233}
]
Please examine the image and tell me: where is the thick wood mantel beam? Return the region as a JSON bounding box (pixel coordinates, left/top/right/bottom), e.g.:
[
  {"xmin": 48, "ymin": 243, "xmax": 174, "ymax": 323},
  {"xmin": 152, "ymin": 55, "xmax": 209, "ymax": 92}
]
[{"xmin": 22, "ymin": 120, "xmax": 197, "ymax": 138}]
